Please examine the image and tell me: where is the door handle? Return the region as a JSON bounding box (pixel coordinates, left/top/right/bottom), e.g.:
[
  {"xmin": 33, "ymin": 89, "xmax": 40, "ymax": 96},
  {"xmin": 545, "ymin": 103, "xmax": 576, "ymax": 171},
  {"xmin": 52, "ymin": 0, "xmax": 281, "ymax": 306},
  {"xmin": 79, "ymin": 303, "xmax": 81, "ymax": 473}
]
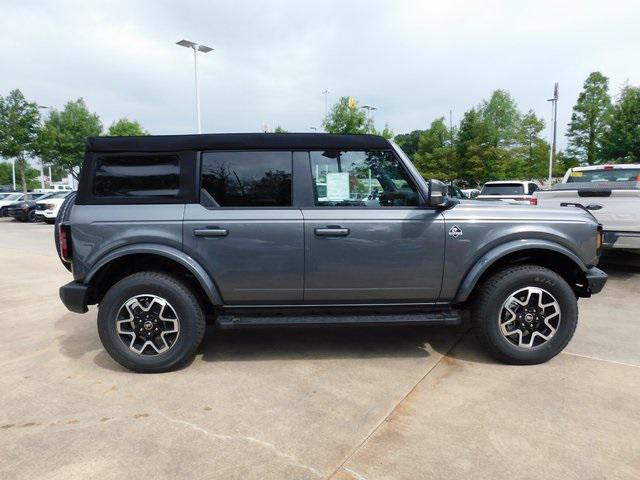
[
  {"xmin": 194, "ymin": 228, "xmax": 229, "ymax": 237},
  {"xmin": 314, "ymin": 226, "xmax": 350, "ymax": 237},
  {"xmin": 586, "ymin": 204, "xmax": 603, "ymax": 211}
]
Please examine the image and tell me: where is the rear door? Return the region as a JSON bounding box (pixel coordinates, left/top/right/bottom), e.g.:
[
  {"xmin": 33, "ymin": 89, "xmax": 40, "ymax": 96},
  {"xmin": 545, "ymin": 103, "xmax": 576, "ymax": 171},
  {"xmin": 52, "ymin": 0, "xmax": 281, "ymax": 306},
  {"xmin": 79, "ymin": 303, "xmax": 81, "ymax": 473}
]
[
  {"xmin": 302, "ymin": 149, "xmax": 445, "ymax": 303},
  {"xmin": 182, "ymin": 151, "xmax": 304, "ymax": 305}
]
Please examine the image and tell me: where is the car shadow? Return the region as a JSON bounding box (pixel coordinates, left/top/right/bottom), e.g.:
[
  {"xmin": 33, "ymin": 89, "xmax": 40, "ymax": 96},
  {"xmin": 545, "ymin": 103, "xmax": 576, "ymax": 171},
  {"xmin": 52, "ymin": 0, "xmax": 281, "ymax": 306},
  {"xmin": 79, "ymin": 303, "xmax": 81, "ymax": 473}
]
[
  {"xmin": 54, "ymin": 308, "xmax": 476, "ymax": 371},
  {"xmin": 597, "ymin": 251, "xmax": 640, "ymax": 279},
  {"xmin": 198, "ymin": 322, "xmax": 471, "ymax": 364}
]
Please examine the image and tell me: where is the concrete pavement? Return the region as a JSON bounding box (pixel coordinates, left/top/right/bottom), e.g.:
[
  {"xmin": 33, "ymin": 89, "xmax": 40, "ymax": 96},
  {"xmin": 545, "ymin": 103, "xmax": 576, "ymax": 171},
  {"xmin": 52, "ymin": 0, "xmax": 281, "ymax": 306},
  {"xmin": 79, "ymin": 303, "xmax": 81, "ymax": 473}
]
[{"xmin": 0, "ymin": 218, "xmax": 638, "ymax": 479}]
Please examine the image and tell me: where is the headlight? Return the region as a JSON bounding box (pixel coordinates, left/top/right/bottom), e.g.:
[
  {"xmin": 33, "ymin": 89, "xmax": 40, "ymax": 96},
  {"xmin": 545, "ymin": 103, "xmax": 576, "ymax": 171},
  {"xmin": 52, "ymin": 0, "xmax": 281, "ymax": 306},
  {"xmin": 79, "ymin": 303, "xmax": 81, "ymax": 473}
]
[
  {"xmin": 596, "ymin": 227, "xmax": 603, "ymax": 251},
  {"xmin": 45, "ymin": 203, "xmax": 56, "ymax": 209}
]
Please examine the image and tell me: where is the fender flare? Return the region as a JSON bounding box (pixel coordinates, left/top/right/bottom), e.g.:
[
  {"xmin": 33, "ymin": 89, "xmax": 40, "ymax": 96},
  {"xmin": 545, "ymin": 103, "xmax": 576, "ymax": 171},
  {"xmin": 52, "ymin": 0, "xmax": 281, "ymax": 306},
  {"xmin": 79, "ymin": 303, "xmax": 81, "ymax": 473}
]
[
  {"xmin": 453, "ymin": 239, "xmax": 587, "ymax": 303},
  {"xmin": 84, "ymin": 243, "xmax": 223, "ymax": 305}
]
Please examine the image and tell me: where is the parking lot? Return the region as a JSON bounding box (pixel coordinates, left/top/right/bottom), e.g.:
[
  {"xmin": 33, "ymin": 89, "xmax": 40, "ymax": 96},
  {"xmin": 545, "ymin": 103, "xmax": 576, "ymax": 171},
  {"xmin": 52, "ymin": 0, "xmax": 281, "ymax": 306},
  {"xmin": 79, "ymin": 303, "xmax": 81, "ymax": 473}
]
[{"xmin": 0, "ymin": 217, "xmax": 638, "ymax": 480}]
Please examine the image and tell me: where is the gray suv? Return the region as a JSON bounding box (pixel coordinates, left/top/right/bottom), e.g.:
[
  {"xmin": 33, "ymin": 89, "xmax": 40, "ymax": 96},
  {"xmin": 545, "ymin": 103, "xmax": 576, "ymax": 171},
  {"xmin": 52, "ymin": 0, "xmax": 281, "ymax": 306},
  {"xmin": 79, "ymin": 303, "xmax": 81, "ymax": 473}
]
[{"xmin": 57, "ymin": 133, "xmax": 608, "ymax": 372}]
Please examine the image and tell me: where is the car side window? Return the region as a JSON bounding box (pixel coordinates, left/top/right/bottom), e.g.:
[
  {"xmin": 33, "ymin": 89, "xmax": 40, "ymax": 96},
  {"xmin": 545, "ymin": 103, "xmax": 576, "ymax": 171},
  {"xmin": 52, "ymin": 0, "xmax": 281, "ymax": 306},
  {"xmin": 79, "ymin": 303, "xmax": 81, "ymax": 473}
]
[
  {"xmin": 201, "ymin": 151, "xmax": 292, "ymax": 207},
  {"xmin": 93, "ymin": 155, "xmax": 180, "ymax": 197},
  {"xmin": 310, "ymin": 150, "xmax": 418, "ymax": 207},
  {"xmin": 529, "ymin": 183, "xmax": 538, "ymax": 194}
]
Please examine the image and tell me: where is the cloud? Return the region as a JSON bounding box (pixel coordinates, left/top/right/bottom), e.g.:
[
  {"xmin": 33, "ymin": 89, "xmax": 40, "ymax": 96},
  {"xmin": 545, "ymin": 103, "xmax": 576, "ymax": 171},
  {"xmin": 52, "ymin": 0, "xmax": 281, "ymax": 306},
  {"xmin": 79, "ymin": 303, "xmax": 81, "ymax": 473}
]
[{"xmin": 1, "ymin": 0, "xmax": 639, "ymax": 148}]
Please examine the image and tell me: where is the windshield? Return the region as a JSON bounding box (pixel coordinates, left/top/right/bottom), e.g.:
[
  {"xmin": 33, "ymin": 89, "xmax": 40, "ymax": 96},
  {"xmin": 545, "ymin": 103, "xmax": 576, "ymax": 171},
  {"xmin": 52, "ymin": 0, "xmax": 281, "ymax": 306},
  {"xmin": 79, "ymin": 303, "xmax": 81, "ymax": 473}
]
[
  {"xmin": 480, "ymin": 184, "xmax": 525, "ymax": 196},
  {"xmin": 3, "ymin": 193, "xmax": 21, "ymax": 201},
  {"xmin": 567, "ymin": 168, "xmax": 640, "ymax": 183}
]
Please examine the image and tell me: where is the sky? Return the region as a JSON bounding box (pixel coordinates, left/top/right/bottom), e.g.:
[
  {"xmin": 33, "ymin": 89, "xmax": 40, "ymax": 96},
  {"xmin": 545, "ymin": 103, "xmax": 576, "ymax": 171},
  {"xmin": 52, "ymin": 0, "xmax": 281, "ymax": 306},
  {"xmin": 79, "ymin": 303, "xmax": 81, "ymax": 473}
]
[{"xmin": 1, "ymin": 0, "xmax": 639, "ymax": 149}]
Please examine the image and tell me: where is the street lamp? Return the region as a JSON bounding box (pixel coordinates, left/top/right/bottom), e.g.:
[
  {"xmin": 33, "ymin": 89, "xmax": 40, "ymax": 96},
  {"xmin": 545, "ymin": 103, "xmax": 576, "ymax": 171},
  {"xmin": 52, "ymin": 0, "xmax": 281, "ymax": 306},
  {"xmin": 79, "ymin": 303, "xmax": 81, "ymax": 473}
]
[
  {"xmin": 176, "ymin": 39, "xmax": 214, "ymax": 134},
  {"xmin": 360, "ymin": 105, "xmax": 377, "ymax": 122},
  {"xmin": 546, "ymin": 83, "xmax": 559, "ymax": 184},
  {"xmin": 38, "ymin": 105, "xmax": 49, "ymax": 189}
]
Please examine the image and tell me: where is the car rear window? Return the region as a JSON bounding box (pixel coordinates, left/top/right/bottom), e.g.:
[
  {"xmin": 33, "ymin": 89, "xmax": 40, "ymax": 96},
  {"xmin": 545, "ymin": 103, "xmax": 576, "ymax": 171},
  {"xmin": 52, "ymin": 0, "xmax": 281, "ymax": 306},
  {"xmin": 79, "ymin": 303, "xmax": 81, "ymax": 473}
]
[
  {"xmin": 567, "ymin": 168, "xmax": 640, "ymax": 182},
  {"xmin": 201, "ymin": 151, "xmax": 292, "ymax": 207},
  {"xmin": 93, "ymin": 155, "xmax": 180, "ymax": 197},
  {"xmin": 480, "ymin": 184, "xmax": 525, "ymax": 195}
]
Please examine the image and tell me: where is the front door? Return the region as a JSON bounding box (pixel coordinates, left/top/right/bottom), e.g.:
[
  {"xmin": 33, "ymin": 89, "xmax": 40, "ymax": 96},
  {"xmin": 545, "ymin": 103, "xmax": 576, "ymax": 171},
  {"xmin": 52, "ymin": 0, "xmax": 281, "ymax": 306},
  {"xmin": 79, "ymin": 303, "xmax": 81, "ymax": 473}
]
[
  {"xmin": 183, "ymin": 151, "xmax": 304, "ymax": 305},
  {"xmin": 303, "ymin": 150, "xmax": 445, "ymax": 303}
]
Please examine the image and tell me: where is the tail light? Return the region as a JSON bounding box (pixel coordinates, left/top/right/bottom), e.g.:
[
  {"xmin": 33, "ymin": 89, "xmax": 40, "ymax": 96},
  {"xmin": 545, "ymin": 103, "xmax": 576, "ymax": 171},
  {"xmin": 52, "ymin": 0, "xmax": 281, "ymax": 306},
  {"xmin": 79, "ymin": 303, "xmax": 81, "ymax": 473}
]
[
  {"xmin": 59, "ymin": 224, "xmax": 72, "ymax": 263},
  {"xmin": 529, "ymin": 197, "xmax": 538, "ymax": 206}
]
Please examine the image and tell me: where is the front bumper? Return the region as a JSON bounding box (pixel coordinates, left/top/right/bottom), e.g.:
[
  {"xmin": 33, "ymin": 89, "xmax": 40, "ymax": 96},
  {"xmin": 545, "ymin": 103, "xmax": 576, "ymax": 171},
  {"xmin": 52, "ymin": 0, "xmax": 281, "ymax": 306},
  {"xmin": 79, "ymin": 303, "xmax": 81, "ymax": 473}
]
[
  {"xmin": 59, "ymin": 281, "xmax": 90, "ymax": 313},
  {"xmin": 603, "ymin": 231, "xmax": 640, "ymax": 250},
  {"xmin": 585, "ymin": 267, "xmax": 608, "ymax": 295}
]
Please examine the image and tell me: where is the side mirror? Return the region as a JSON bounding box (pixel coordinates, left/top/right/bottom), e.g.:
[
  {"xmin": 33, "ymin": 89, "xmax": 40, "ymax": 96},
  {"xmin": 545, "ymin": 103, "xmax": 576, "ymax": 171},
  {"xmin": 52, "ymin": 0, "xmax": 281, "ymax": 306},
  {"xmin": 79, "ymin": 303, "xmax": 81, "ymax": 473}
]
[{"xmin": 427, "ymin": 179, "xmax": 451, "ymax": 207}]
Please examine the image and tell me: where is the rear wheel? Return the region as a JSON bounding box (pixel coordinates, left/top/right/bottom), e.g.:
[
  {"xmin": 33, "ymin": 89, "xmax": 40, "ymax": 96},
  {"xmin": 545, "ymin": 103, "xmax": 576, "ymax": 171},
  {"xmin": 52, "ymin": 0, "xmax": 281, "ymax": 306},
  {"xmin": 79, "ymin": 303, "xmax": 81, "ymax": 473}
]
[
  {"xmin": 0, "ymin": 207, "xmax": 7, "ymax": 217},
  {"xmin": 97, "ymin": 272, "xmax": 206, "ymax": 373},
  {"xmin": 471, "ymin": 265, "xmax": 578, "ymax": 365}
]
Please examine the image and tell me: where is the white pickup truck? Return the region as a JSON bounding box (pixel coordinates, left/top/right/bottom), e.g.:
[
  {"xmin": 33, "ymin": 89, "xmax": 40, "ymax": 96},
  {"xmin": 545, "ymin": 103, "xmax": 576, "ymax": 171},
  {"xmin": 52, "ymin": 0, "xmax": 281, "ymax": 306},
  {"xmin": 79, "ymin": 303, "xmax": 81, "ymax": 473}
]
[{"xmin": 535, "ymin": 164, "xmax": 640, "ymax": 251}]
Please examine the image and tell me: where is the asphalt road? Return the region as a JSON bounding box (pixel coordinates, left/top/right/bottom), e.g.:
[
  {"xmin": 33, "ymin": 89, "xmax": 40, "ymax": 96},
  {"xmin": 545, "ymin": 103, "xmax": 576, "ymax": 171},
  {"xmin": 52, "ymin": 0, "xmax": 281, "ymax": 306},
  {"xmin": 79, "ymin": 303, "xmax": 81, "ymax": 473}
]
[{"xmin": 0, "ymin": 218, "xmax": 638, "ymax": 480}]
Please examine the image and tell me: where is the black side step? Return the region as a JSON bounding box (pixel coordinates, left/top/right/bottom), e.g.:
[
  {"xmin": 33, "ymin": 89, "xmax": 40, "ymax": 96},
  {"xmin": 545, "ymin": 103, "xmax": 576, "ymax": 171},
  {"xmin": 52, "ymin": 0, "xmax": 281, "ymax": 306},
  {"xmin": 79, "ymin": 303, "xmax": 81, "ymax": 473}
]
[{"xmin": 216, "ymin": 311, "xmax": 462, "ymax": 329}]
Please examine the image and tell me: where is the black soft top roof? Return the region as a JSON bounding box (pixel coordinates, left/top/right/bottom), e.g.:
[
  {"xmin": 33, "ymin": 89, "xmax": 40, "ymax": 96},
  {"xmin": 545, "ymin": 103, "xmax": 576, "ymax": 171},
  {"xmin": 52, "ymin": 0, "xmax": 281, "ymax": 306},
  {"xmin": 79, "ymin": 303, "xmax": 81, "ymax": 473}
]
[{"xmin": 87, "ymin": 133, "xmax": 391, "ymax": 153}]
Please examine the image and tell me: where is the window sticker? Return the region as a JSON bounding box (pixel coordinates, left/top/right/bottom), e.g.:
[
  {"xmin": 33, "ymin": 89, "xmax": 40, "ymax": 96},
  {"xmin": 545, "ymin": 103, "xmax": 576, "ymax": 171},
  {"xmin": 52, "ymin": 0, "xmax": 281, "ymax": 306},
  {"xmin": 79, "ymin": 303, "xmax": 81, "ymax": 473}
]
[{"xmin": 326, "ymin": 172, "xmax": 350, "ymax": 201}]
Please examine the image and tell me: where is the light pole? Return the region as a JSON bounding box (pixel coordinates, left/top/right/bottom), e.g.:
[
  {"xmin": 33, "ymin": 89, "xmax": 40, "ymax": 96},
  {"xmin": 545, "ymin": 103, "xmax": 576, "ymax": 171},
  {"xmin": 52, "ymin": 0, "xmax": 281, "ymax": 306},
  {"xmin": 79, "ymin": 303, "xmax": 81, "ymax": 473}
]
[
  {"xmin": 322, "ymin": 89, "xmax": 330, "ymax": 118},
  {"xmin": 177, "ymin": 39, "xmax": 214, "ymax": 134},
  {"xmin": 38, "ymin": 105, "xmax": 49, "ymax": 189},
  {"xmin": 360, "ymin": 105, "xmax": 377, "ymax": 123},
  {"xmin": 547, "ymin": 83, "xmax": 559, "ymax": 184}
]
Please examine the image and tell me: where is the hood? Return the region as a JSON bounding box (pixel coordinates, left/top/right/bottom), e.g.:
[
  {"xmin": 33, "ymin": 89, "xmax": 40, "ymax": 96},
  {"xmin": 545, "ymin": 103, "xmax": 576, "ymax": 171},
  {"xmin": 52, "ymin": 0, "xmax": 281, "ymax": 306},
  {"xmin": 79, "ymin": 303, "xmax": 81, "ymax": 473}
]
[{"xmin": 446, "ymin": 201, "xmax": 596, "ymax": 224}]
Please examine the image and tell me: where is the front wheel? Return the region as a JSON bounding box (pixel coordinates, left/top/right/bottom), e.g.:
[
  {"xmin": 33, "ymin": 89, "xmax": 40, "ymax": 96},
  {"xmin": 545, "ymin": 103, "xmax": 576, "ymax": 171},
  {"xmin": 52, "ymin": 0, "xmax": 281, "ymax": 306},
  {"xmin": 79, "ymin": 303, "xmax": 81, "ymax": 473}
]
[
  {"xmin": 471, "ymin": 265, "xmax": 578, "ymax": 365},
  {"xmin": 98, "ymin": 272, "xmax": 206, "ymax": 373}
]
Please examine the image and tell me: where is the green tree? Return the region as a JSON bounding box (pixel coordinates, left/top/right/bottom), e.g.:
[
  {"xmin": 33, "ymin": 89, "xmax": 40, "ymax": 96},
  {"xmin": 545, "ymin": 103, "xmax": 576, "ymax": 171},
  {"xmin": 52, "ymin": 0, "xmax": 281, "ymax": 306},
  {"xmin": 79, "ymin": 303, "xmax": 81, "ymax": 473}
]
[
  {"xmin": 322, "ymin": 96, "xmax": 373, "ymax": 134},
  {"xmin": 480, "ymin": 89, "xmax": 522, "ymax": 148},
  {"xmin": 518, "ymin": 110, "xmax": 550, "ymax": 181},
  {"xmin": 414, "ymin": 118, "xmax": 456, "ymax": 181},
  {"xmin": 107, "ymin": 118, "xmax": 148, "ymax": 136},
  {"xmin": 456, "ymin": 108, "xmax": 493, "ymax": 186},
  {"xmin": 603, "ymin": 85, "xmax": 640, "ymax": 163},
  {"xmin": 394, "ymin": 130, "xmax": 423, "ymax": 159},
  {"xmin": 0, "ymin": 89, "xmax": 41, "ymax": 194},
  {"xmin": 566, "ymin": 72, "xmax": 612, "ymax": 165},
  {"xmin": 374, "ymin": 123, "xmax": 394, "ymax": 140},
  {"xmin": 273, "ymin": 125, "xmax": 288, "ymax": 133},
  {"xmin": 35, "ymin": 98, "xmax": 102, "ymax": 177}
]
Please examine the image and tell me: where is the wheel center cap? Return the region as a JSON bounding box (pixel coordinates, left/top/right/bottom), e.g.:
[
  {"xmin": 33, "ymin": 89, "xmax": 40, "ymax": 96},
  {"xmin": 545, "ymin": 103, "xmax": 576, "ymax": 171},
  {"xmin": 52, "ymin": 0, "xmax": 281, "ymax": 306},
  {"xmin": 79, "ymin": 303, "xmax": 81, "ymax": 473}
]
[
  {"xmin": 524, "ymin": 313, "xmax": 534, "ymax": 323},
  {"xmin": 143, "ymin": 320, "xmax": 154, "ymax": 331}
]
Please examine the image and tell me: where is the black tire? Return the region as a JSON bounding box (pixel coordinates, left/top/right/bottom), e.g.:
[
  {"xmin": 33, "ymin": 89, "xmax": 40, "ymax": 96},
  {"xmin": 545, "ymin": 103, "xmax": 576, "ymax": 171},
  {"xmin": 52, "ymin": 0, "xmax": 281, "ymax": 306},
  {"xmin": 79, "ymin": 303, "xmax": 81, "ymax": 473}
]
[
  {"xmin": 471, "ymin": 265, "xmax": 578, "ymax": 365},
  {"xmin": 0, "ymin": 207, "xmax": 6, "ymax": 217},
  {"xmin": 27, "ymin": 210, "xmax": 37, "ymax": 222},
  {"xmin": 97, "ymin": 272, "xmax": 206, "ymax": 373},
  {"xmin": 54, "ymin": 192, "xmax": 77, "ymax": 272}
]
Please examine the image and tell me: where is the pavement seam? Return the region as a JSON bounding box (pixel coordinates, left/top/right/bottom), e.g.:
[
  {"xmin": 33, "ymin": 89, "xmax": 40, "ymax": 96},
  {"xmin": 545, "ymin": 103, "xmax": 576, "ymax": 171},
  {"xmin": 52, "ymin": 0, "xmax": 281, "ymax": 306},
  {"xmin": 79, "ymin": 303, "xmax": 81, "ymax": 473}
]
[
  {"xmin": 326, "ymin": 329, "xmax": 470, "ymax": 480},
  {"xmin": 561, "ymin": 351, "xmax": 640, "ymax": 368}
]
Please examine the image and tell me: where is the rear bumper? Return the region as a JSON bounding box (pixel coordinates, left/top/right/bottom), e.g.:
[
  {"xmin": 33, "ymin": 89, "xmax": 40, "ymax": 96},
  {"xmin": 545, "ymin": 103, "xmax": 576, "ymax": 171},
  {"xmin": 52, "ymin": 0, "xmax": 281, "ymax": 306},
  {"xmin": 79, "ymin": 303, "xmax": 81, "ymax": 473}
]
[
  {"xmin": 59, "ymin": 281, "xmax": 90, "ymax": 313},
  {"xmin": 603, "ymin": 231, "xmax": 640, "ymax": 250},
  {"xmin": 585, "ymin": 267, "xmax": 608, "ymax": 295}
]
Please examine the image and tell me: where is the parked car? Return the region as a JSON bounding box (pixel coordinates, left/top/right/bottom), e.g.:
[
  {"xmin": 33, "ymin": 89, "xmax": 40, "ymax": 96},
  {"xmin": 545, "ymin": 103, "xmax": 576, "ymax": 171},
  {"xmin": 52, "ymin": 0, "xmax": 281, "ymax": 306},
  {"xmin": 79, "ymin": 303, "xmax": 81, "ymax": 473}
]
[
  {"xmin": 57, "ymin": 133, "xmax": 607, "ymax": 373},
  {"xmin": 6, "ymin": 193, "xmax": 51, "ymax": 222},
  {"xmin": 34, "ymin": 191, "xmax": 73, "ymax": 224},
  {"xmin": 461, "ymin": 188, "xmax": 480, "ymax": 199},
  {"xmin": 0, "ymin": 193, "xmax": 24, "ymax": 217},
  {"xmin": 477, "ymin": 181, "xmax": 539, "ymax": 205},
  {"xmin": 535, "ymin": 164, "xmax": 640, "ymax": 251}
]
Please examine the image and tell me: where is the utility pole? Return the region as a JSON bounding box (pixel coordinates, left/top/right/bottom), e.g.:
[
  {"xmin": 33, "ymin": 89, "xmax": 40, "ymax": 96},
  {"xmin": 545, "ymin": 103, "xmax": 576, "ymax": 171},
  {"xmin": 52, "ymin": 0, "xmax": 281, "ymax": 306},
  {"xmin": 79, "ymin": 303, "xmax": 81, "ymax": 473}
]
[
  {"xmin": 38, "ymin": 105, "xmax": 50, "ymax": 189},
  {"xmin": 176, "ymin": 39, "xmax": 214, "ymax": 134},
  {"xmin": 322, "ymin": 89, "xmax": 330, "ymax": 118},
  {"xmin": 547, "ymin": 83, "xmax": 559, "ymax": 184}
]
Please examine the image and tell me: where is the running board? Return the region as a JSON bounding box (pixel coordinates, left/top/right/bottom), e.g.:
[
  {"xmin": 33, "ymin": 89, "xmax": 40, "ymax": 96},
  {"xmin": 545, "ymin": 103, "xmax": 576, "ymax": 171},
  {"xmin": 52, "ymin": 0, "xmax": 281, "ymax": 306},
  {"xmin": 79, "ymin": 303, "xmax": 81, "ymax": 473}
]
[{"xmin": 216, "ymin": 311, "xmax": 462, "ymax": 328}]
